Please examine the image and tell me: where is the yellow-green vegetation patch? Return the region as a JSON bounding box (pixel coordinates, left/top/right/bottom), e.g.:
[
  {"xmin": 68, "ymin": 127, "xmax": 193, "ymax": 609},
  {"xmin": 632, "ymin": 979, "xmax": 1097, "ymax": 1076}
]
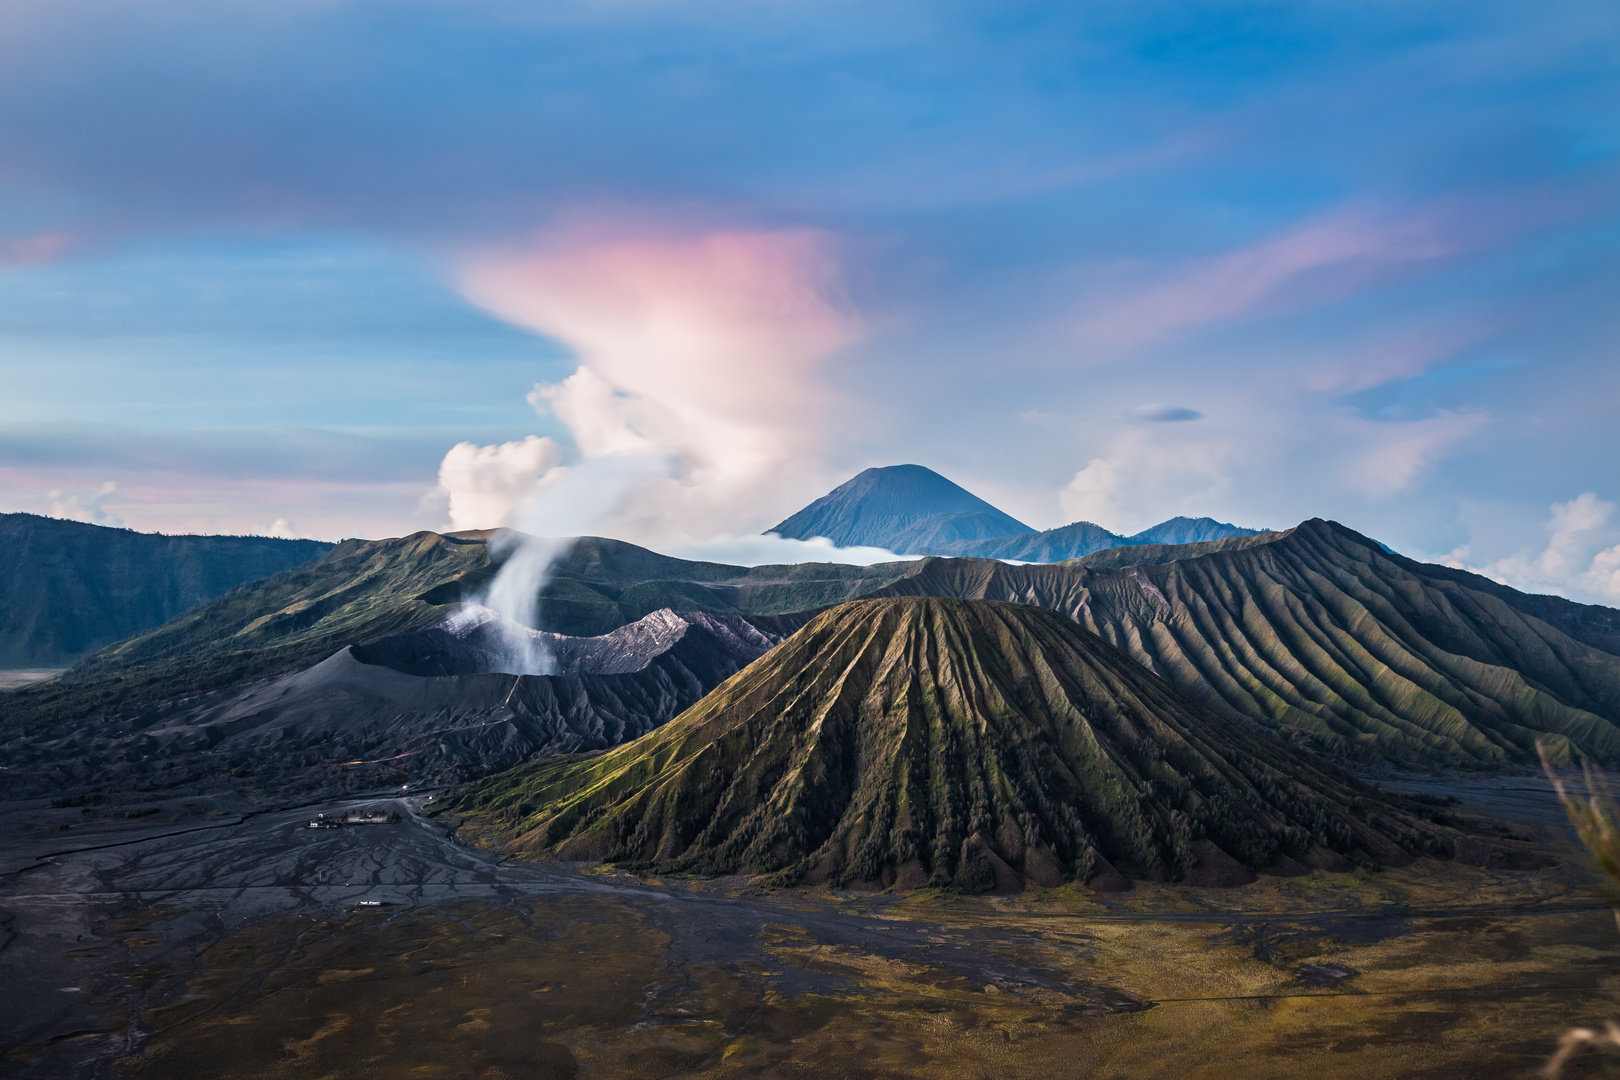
[
  {"xmin": 115, "ymin": 849, "xmax": 1620, "ymax": 1080},
  {"xmin": 127, "ymin": 898, "xmax": 666, "ymax": 1079},
  {"xmin": 102, "ymin": 907, "xmax": 187, "ymax": 934}
]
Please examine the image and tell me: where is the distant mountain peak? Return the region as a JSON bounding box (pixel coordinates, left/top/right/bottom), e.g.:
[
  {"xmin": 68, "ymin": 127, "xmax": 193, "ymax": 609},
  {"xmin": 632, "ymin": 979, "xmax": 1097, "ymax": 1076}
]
[
  {"xmin": 1124, "ymin": 516, "xmax": 1268, "ymax": 547},
  {"xmin": 769, "ymin": 465, "xmax": 1033, "ymax": 552}
]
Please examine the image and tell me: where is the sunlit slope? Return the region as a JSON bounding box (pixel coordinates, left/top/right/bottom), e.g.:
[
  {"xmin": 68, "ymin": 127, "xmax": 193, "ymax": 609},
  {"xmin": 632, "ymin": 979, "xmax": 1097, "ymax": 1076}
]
[
  {"xmin": 18, "ymin": 516, "xmax": 1617, "ymax": 772},
  {"xmin": 511, "ymin": 536, "xmax": 917, "ymax": 636},
  {"xmin": 3, "ymin": 531, "xmax": 915, "ymax": 727},
  {"xmin": 870, "ymin": 520, "xmax": 1620, "ymax": 767},
  {"xmin": 448, "ymin": 598, "xmax": 1450, "ymax": 891},
  {"xmin": 7, "ymin": 531, "xmax": 491, "ymax": 726},
  {"xmin": 0, "ymin": 512, "xmax": 332, "ymax": 666}
]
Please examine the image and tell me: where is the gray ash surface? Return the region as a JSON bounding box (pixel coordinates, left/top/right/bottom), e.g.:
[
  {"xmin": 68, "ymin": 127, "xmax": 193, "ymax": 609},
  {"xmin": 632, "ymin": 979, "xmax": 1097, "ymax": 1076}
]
[{"xmin": 0, "ymin": 608, "xmax": 782, "ymax": 805}]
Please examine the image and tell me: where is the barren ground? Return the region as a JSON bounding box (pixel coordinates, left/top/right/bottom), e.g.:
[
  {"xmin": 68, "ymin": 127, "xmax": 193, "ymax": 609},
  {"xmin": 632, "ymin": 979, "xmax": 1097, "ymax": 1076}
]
[{"xmin": 3, "ymin": 777, "xmax": 1619, "ymax": 1079}]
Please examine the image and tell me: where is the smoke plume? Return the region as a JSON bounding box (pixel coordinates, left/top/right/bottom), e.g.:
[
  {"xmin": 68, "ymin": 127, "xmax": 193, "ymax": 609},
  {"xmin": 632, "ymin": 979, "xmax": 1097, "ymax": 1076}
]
[{"xmin": 431, "ymin": 219, "xmax": 864, "ymax": 671}]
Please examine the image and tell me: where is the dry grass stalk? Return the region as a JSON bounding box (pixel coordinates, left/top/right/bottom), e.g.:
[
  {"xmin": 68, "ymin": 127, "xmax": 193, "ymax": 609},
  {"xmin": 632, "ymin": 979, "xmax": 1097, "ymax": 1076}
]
[
  {"xmin": 1544, "ymin": 1023, "xmax": 1620, "ymax": 1079},
  {"xmin": 1543, "ymin": 744, "xmax": 1620, "ymax": 894},
  {"xmin": 1541, "ymin": 741, "xmax": 1620, "ymax": 1077}
]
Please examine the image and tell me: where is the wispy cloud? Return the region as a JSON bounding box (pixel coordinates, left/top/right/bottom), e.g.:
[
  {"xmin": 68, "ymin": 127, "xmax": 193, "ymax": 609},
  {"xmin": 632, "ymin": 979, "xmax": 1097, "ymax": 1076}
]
[
  {"xmin": 1337, "ymin": 408, "xmax": 1490, "ymax": 498},
  {"xmin": 1078, "ymin": 206, "xmax": 1464, "ymax": 348},
  {"xmin": 0, "ymin": 231, "xmax": 72, "ymax": 267}
]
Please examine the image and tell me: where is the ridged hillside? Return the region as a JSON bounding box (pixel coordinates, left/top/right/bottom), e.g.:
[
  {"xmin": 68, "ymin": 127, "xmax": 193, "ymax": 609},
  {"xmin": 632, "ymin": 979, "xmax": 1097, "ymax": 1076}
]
[
  {"xmin": 18, "ymin": 517, "xmax": 1619, "ymax": 775},
  {"xmin": 929, "ymin": 521, "xmax": 1127, "ymax": 562},
  {"xmin": 870, "ymin": 521, "xmax": 1620, "ymax": 768},
  {"xmin": 0, "ymin": 513, "xmax": 331, "ymax": 666},
  {"xmin": 449, "ymin": 599, "xmax": 1450, "ymax": 892}
]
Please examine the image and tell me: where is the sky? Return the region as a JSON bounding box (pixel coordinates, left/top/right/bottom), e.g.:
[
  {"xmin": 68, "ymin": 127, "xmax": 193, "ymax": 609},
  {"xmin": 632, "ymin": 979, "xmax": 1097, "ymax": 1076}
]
[{"xmin": 1, "ymin": 0, "xmax": 1618, "ymax": 604}]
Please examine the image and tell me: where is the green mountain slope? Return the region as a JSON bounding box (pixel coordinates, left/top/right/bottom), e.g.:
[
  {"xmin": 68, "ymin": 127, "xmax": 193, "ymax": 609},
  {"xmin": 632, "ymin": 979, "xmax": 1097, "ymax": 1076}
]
[
  {"xmin": 503, "ymin": 535, "xmax": 917, "ymax": 637},
  {"xmin": 1, "ymin": 532, "xmax": 916, "ymax": 728},
  {"xmin": 0, "ymin": 513, "xmax": 331, "ymax": 666},
  {"xmin": 13, "ymin": 517, "xmax": 1619, "ymax": 775},
  {"xmin": 6, "ymin": 530, "xmax": 489, "ymax": 726},
  {"xmin": 447, "ymin": 598, "xmax": 1451, "ymax": 891},
  {"xmin": 869, "ymin": 520, "xmax": 1620, "ymax": 768}
]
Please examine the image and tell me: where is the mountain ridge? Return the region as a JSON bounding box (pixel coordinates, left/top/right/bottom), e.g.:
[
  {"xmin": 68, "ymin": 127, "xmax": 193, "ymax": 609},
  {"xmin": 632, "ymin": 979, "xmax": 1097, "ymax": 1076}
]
[
  {"xmin": 931, "ymin": 517, "xmax": 1273, "ymax": 561},
  {"xmin": 447, "ymin": 598, "xmax": 1456, "ymax": 891},
  {"xmin": 0, "ymin": 608, "xmax": 785, "ymax": 801},
  {"xmin": 870, "ymin": 519, "xmax": 1620, "ymax": 768},
  {"xmin": 0, "ymin": 512, "xmax": 332, "ymax": 667},
  {"xmin": 769, "ymin": 465, "xmax": 1265, "ymax": 559},
  {"xmin": 11, "ymin": 518, "xmax": 1620, "ymax": 775}
]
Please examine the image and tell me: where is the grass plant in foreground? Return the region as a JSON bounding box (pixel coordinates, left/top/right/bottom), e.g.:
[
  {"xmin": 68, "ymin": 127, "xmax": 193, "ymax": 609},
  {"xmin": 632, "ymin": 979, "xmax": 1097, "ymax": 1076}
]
[{"xmin": 1543, "ymin": 740, "xmax": 1620, "ymax": 1077}]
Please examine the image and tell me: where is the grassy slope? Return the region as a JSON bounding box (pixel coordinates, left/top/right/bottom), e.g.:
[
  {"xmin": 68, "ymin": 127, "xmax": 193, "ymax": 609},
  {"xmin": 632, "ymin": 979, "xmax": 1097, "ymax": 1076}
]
[
  {"xmin": 0, "ymin": 532, "xmax": 918, "ymax": 728},
  {"xmin": 447, "ymin": 598, "xmax": 1448, "ymax": 890},
  {"xmin": 3, "ymin": 531, "xmax": 490, "ymax": 727},
  {"xmin": 11, "ymin": 517, "xmax": 1619, "ymax": 775},
  {"xmin": 870, "ymin": 520, "xmax": 1620, "ymax": 767},
  {"xmin": 0, "ymin": 513, "xmax": 332, "ymax": 667},
  {"xmin": 423, "ymin": 535, "xmax": 919, "ymax": 636}
]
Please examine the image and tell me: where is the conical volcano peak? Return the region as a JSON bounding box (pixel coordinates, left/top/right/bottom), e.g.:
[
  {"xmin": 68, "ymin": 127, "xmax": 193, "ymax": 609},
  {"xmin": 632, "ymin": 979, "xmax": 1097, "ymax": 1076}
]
[
  {"xmin": 769, "ymin": 465, "xmax": 1034, "ymax": 552},
  {"xmin": 449, "ymin": 597, "xmax": 1452, "ymax": 892}
]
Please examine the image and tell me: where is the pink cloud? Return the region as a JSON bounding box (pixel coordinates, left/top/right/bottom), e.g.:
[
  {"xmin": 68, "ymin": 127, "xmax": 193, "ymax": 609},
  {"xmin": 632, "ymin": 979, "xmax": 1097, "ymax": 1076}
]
[
  {"xmin": 1075, "ymin": 182, "xmax": 1602, "ymax": 352},
  {"xmin": 462, "ymin": 222, "xmax": 857, "ymax": 422},
  {"xmin": 0, "ymin": 465, "xmax": 427, "ymax": 540},
  {"xmin": 0, "ymin": 230, "xmax": 72, "ymax": 267},
  {"xmin": 455, "ymin": 218, "xmax": 864, "ymax": 540},
  {"xmin": 1301, "ymin": 319, "xmax": 1504, "ymax": 395},
  {"xmin": 1078, "ymin": 208, "xmax": 1459, "ymax": 347}
]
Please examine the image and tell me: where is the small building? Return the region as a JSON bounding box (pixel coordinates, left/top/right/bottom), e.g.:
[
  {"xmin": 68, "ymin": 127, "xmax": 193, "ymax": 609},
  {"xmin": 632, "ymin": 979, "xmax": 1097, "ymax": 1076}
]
[{"xmin": 341, "ymin": 810, "xmax": 400, "ymax": 825}]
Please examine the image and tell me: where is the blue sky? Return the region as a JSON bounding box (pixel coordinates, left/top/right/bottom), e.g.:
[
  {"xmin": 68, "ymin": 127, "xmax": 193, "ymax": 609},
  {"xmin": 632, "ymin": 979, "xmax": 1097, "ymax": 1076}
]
[{"xmin": 1, "ymin": 1, "xmax": 1618, "ymax": 602}]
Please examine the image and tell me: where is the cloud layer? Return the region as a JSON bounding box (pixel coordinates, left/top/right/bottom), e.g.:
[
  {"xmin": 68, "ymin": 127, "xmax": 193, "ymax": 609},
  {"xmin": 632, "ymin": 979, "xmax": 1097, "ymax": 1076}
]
[
  {"xmin": 1457, "ymin": 493, "xmax": 1620, "ymax": 605},
  {"xmin": 0, "ymin": 0, "xmax": 1613, "ymax": 586},
  {"xmin": 434, "ymin": 435, "xmax": 564, "ymax": 532},
  {"xmin": 448, "ymin": 222, "xmax": 861, "ymax": 544}
]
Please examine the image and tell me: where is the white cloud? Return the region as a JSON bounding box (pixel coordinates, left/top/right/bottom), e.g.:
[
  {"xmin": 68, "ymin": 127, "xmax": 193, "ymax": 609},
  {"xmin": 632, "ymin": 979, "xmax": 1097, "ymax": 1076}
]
[
  {"xmin": 47, "ymin": 480, "xmax": 122, "ymax": 526},
  {"xmin": 450, "ymin": 220, "xmax": 862, "ymax": 545},
  {"xmin": 433, "ymin": 435, "xmax": 565, "ymax": 532},
  {"xmin": 1468, "ymin": 492, "xmax": 1620, "ymax": 605},
  {"xmin": 657, "ymin": 533, "xmax": 919, "ymax": 567},
  {"xmin": 1054, "ymin": 403, "xmax": 1490, "ymax": 536},
  {"xmin": 252, "ymin": 516, "xmax": 300, "ymax": 538},
  {"xmin": 1059, "ymin": 427, "xmax": 1234, "ymax": 533},
  {"xmin": 1338, "ymin": 409, "xmax": 1489, "ymax": 498}
]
